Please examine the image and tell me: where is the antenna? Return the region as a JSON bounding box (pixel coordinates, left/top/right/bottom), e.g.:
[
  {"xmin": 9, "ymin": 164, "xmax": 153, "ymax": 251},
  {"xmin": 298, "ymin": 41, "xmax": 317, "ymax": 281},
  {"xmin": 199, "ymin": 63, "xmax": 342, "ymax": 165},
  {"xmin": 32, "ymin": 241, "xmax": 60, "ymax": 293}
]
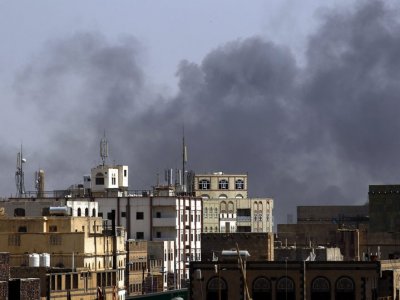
[
  {"xmin": 182, "ymin": 126, "xmax": 187, "ymax": 193},
  {"xmin": 35, "ymin": 169, "xmax": 45, "ymax": 198},
  {"xmin": 100, "ymin": 131, "xmax": 108, "ymax": 166},
  {"xmin": 15, "ymin": 145, "xmax": 26, "ymax": 197}
]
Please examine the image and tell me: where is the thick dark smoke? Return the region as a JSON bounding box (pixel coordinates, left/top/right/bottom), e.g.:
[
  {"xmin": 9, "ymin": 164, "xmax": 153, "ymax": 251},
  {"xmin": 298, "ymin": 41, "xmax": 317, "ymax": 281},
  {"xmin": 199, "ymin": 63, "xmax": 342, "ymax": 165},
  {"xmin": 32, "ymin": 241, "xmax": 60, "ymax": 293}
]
[{"xmin": 2, "ymin": 1, "xmax": 400, "ymax": 224}]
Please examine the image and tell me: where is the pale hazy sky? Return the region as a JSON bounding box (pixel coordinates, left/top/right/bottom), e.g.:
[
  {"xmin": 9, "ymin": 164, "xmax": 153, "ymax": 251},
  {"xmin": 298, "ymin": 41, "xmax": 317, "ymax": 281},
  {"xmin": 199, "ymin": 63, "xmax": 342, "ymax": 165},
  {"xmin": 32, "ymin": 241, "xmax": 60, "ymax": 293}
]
[{"xmin": 1, "ymin": 1, "xmax": 399, "ymax": 224}]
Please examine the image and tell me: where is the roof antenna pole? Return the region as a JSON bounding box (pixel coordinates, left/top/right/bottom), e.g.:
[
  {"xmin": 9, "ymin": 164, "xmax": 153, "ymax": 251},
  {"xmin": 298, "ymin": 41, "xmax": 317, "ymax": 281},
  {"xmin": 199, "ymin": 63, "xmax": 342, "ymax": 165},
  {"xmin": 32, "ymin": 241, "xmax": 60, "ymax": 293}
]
[
  {"xmin": 182, "ymin": 126, "xmax": 187, "ymax": 193},
  {"xmin": 100, "ymin": 131, "xmax": 108, "ymax": 166},
  {"xmin": 15, "ymin": 144, "xmax": 26, "ymax": 197}
]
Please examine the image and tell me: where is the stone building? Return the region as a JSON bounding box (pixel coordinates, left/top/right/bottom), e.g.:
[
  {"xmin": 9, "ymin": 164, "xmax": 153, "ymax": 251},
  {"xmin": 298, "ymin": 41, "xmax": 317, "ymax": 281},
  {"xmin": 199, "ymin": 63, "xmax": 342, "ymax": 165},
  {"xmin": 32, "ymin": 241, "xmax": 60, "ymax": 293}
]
[
  {"xmin": 0, "ymin": 214, "xmax": 126, "ymax": 299},
  {"xmin": 190, "ymin": 260, "xmax": 397, "ymax": 300},
  {"xmin": 194, "ymin": 172, "xmax": 273, "ymax": 233}
]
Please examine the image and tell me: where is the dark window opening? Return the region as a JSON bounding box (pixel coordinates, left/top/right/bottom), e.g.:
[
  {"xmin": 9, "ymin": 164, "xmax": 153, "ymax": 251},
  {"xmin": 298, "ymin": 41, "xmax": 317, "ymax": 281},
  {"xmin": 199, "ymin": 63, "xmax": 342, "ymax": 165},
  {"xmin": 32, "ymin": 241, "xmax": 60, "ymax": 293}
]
[
  {"xmin": 14, "ymin": 208, "xmax": 25, "ymax": 217},
  {"xmin": 18, "ymin": 226, "xmax": 27, "ymax": 233}
]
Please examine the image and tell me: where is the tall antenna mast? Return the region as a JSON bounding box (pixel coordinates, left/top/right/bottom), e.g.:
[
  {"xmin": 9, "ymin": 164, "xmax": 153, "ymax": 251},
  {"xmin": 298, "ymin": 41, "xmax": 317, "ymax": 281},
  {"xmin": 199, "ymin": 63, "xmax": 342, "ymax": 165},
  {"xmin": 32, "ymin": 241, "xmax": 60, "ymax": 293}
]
[
  {"xmin": 182, "ymin": 126, "xmax": 187, "ymax": 193},
  {"xmin": 15, "ymin": 145, "xmax": 26, "ymax": 197},
  {"xmin": 100, "ymin": 131, "xmax": 108, "ymax": 166}
]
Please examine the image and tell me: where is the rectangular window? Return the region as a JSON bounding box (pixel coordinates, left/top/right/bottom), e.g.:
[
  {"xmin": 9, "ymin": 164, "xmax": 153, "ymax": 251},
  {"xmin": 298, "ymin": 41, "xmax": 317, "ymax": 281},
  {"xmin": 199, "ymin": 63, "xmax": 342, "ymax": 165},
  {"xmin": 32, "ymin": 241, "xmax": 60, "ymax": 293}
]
[
  {"xmin": 51, "ymin": 275, "xmax": 56, "ymax": 290},
  {"xmin": 136, "ymin": 232, "xmax": 144, "ymax": 239},
  {"xmin": 49, "ymin": 225, "xmax": 57, "ymax": 232},
  {"xmin": 95, "ymin": 177, "xmax": 104, "ymax": 185},
  {"xmin": 50, "ymin": 235, "xmax": 62, "ymax": 245},
  {"xmin": 124, "ymin": 170, "xmax": 127, "ymax": 177},
  {"xmin": 237, "ymin": 226, "xmax": 251, "ymax": 232},
  {"xmin": 121, "ymin": 212, "xmax": 126, "ymax": 218},
  {"xmin": 8, "ymin": 235, "xmax": 20, "ymax": 246},
  {"xmin": 73, "ymin": 274, "xmax": 78, "ymax": 289},
  {"xmin": 136, "ymin": 212, "xmax": 144, "ymax": 220},
  {"xmin": 237, "ymin": 209, "xmax": 251, "ymax": 216},
  {"xmin": 65, "ymin": 274, "xmax": 71, "ymax": 290},
  {"xmin": 156, "ymin": 212, "xmax": 161, "ymax": 218},
  {"xmin": 156, "ymin": 232, "xmax": 161, "ymax": 238},
  {"xmin": 57, "ymin": 275, "xmax": 62, "ymax": 290},
  {"xmin": 18, "ymin": 226, "xmax": 27, "ymax": 233}
]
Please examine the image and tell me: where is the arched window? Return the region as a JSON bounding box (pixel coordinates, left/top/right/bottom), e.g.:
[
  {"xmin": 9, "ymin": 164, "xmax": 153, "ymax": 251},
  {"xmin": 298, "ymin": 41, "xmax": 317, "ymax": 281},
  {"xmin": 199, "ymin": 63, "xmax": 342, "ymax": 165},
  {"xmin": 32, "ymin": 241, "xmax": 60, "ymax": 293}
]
[
  {"xmin": 235, "ymin": 179, "xmax": 244, "ymax": 190},
  {"xmin": 335, "ymin": 277, "xmax": 355, "ymax": 300},
  {"xmin": 311, "ymin": 277, "xmax": 331, "ymax": 300},
  {"xmin": 252, "ymin": 277, "xmax": 272, "ymax": 300},
  {"xmin": 215, "ymin": 226, "xmax": 218, "ymax": 232},
  {"xmin": 209, "ymin": 227, "xmax": 213, "ymax": 233},
  {"xmin": 201, "ymin": 194, "xmax": 210, "ymax": 199},
  {"xmin": 214, "ymin": 208, "xmax": 218, "ymax": 218},
  {"xmin": 199, "ymin": 179, "xmax": 210, "ymax": 190},
  {"xmin": 85, "ymin": 208, "xmax": 89, "ymax": 216},
  {"xmin": 95, "ymin": 172, "xmax": 104, "ymax": 185},
  {"xmin": 220, "ymin": 201, "xmax": 227, "ymax": 213},
  {"xmin": 219, "ymin": 194, "xmax": 228, "ymax": 199},
  {"xmin": 218, "ymin": 179, "xmax": 229, "ymax": 190},
  {"xmin": 204, "ymin": 207, "xmax": 208, "ymax": 218},
  {"xmin": 228, "ymin": 201, "xmax": 234, "ymax": 213},
  {"xmin": 204, "ymin": 227, "xmax": 208, "ymax": 233},
  {"xmin": 276, "ymin": 277, "xmax": 295, "ymax": 300},
  {"xmin": 235, "ymin": 194, "xmax": 244, "ymax": 199},
  {"xmin": 92, "ymin": 208, "xmax": 96, "ymax": 217},
  {"xmin": 207, "ymin": 277, "xmax": 227, "ymax": 300},
  {"xmin": 77, "ymin": 208, "xmax": 81, "ymax": 216}
]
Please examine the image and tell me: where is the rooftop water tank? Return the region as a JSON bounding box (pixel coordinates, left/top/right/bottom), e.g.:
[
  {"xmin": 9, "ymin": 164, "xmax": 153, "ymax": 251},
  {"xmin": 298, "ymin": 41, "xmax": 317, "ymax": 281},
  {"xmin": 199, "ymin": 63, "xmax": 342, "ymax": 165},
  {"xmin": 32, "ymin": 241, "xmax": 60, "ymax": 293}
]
[
  {"xmin": 28, "ymin": 253, "xmax": 40, "ymax": 267},
  {"xmin": 40, "ymin": 253, "xmax": 50, "ymax": 267}
]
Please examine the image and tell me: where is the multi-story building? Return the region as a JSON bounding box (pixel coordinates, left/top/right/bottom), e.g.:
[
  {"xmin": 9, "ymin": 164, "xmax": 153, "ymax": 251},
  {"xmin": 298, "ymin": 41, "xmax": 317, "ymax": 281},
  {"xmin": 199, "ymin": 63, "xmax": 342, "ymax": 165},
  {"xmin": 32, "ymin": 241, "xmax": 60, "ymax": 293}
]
[
  {"xmin": 194, "ymin": 172, "xmax": 248, "ymax": 199},
  {"xmin": 0, "ymin": 214, "xmax": 126, "ymax": 299},
  {"xmin": 126, "ymin": 239, "xmax": 147, "ymax": 296},
  {"xmin": 194, "ymin": 172, "xmax": 273, "ymax": 233},
  {"xmin": 90, "ymin": 164, "xmax": 129, "ymax": 197},
  {"xmin": 126, "ymin": 239, "xmax": 176, "ymax": 296},
  {"xmin": 190, "ymin": 259, "xmax": 398, "ymax": 300},
  {"xmin": 96, "ymin": 195, "xmax": 201, "ymax": 289}
]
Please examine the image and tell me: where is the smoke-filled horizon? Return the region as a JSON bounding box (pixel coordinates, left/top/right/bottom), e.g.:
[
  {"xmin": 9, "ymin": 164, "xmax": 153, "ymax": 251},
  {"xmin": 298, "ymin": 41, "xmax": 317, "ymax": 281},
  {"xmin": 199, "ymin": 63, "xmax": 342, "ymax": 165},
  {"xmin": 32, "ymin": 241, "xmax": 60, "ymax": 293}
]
[{"xmin": 1, "ymin": 1, "xmax": 399, "ymax": 224}]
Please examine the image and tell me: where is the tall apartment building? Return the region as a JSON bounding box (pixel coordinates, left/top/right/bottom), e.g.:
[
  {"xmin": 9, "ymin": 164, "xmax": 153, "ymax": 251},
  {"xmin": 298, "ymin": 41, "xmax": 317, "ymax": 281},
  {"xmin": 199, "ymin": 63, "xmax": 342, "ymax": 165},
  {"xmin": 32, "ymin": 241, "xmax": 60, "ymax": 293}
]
[
  {"xmin": 194, "ymin": 172, "xmax": 273, "ymax": 233},
  {"xmin": 0, "ymin": 214, "xmax": 126, "ymax": 299},
  {"xmin": 96, "ymin": 195, "xmax": 201, "ymax": 289}
]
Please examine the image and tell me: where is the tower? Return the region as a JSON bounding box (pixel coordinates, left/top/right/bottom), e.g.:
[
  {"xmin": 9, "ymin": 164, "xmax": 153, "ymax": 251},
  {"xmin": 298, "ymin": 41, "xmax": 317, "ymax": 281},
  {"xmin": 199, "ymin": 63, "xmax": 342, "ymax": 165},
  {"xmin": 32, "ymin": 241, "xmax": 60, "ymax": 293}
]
[{"xmin": 15, "ymin": 145, "xmax": 26, "ymax": 197}]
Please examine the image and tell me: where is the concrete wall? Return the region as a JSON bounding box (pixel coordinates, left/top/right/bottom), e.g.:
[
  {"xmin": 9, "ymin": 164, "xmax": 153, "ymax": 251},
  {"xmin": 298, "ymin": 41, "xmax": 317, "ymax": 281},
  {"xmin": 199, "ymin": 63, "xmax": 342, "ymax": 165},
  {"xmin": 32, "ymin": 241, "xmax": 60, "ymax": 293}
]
[{"xmin": 201, "ymin": 233, "xmax": 274, "ymax": 261}]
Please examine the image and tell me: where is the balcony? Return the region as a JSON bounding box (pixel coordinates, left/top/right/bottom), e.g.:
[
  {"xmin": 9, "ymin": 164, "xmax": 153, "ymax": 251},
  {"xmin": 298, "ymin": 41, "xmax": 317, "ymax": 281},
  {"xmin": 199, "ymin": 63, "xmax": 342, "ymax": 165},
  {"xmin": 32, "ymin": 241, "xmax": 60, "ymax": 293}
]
[
  {"xmin": 237, "ymin": 216, "xmax": 251, "ymax": 223},
  {"xmin": 152, "ymin": 218, "xmax": 177, "ymax": 228}
]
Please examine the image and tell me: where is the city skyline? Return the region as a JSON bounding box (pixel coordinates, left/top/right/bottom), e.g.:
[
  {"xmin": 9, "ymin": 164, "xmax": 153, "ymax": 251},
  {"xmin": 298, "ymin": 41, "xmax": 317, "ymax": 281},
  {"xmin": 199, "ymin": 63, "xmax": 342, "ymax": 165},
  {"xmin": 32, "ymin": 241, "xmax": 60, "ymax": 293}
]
[{"xmin": 1, "ymin": 1, "xmax": 399, "ymax": 225}]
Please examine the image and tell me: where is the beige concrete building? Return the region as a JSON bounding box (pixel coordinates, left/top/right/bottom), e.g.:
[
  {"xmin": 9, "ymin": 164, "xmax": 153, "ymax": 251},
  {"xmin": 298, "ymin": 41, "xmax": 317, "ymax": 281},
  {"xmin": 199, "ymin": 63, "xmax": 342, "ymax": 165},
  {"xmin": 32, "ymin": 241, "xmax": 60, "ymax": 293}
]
[
  {"xmin": 203, "ymin": 197, "xmax": 273, "ymax": 233},
  {"xmin": 194, "ymin": 172, "xmax": 248, "ymax": 199},
  {"xmin": 194, "ymin": 172, "xmax": 273, "ymax": 233},
  {"xmin": 0, "ymin": 215, "xmax": 126, "ymax": 299}
]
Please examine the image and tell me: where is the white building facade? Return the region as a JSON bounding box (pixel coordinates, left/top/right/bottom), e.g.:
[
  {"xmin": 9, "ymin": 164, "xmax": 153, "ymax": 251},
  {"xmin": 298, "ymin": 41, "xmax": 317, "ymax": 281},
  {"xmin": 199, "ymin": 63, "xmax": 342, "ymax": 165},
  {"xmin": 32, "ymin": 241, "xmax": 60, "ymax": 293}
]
[{"xmin": 95, "ymin": 195, "xmax": 202, "ymax": 288}]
